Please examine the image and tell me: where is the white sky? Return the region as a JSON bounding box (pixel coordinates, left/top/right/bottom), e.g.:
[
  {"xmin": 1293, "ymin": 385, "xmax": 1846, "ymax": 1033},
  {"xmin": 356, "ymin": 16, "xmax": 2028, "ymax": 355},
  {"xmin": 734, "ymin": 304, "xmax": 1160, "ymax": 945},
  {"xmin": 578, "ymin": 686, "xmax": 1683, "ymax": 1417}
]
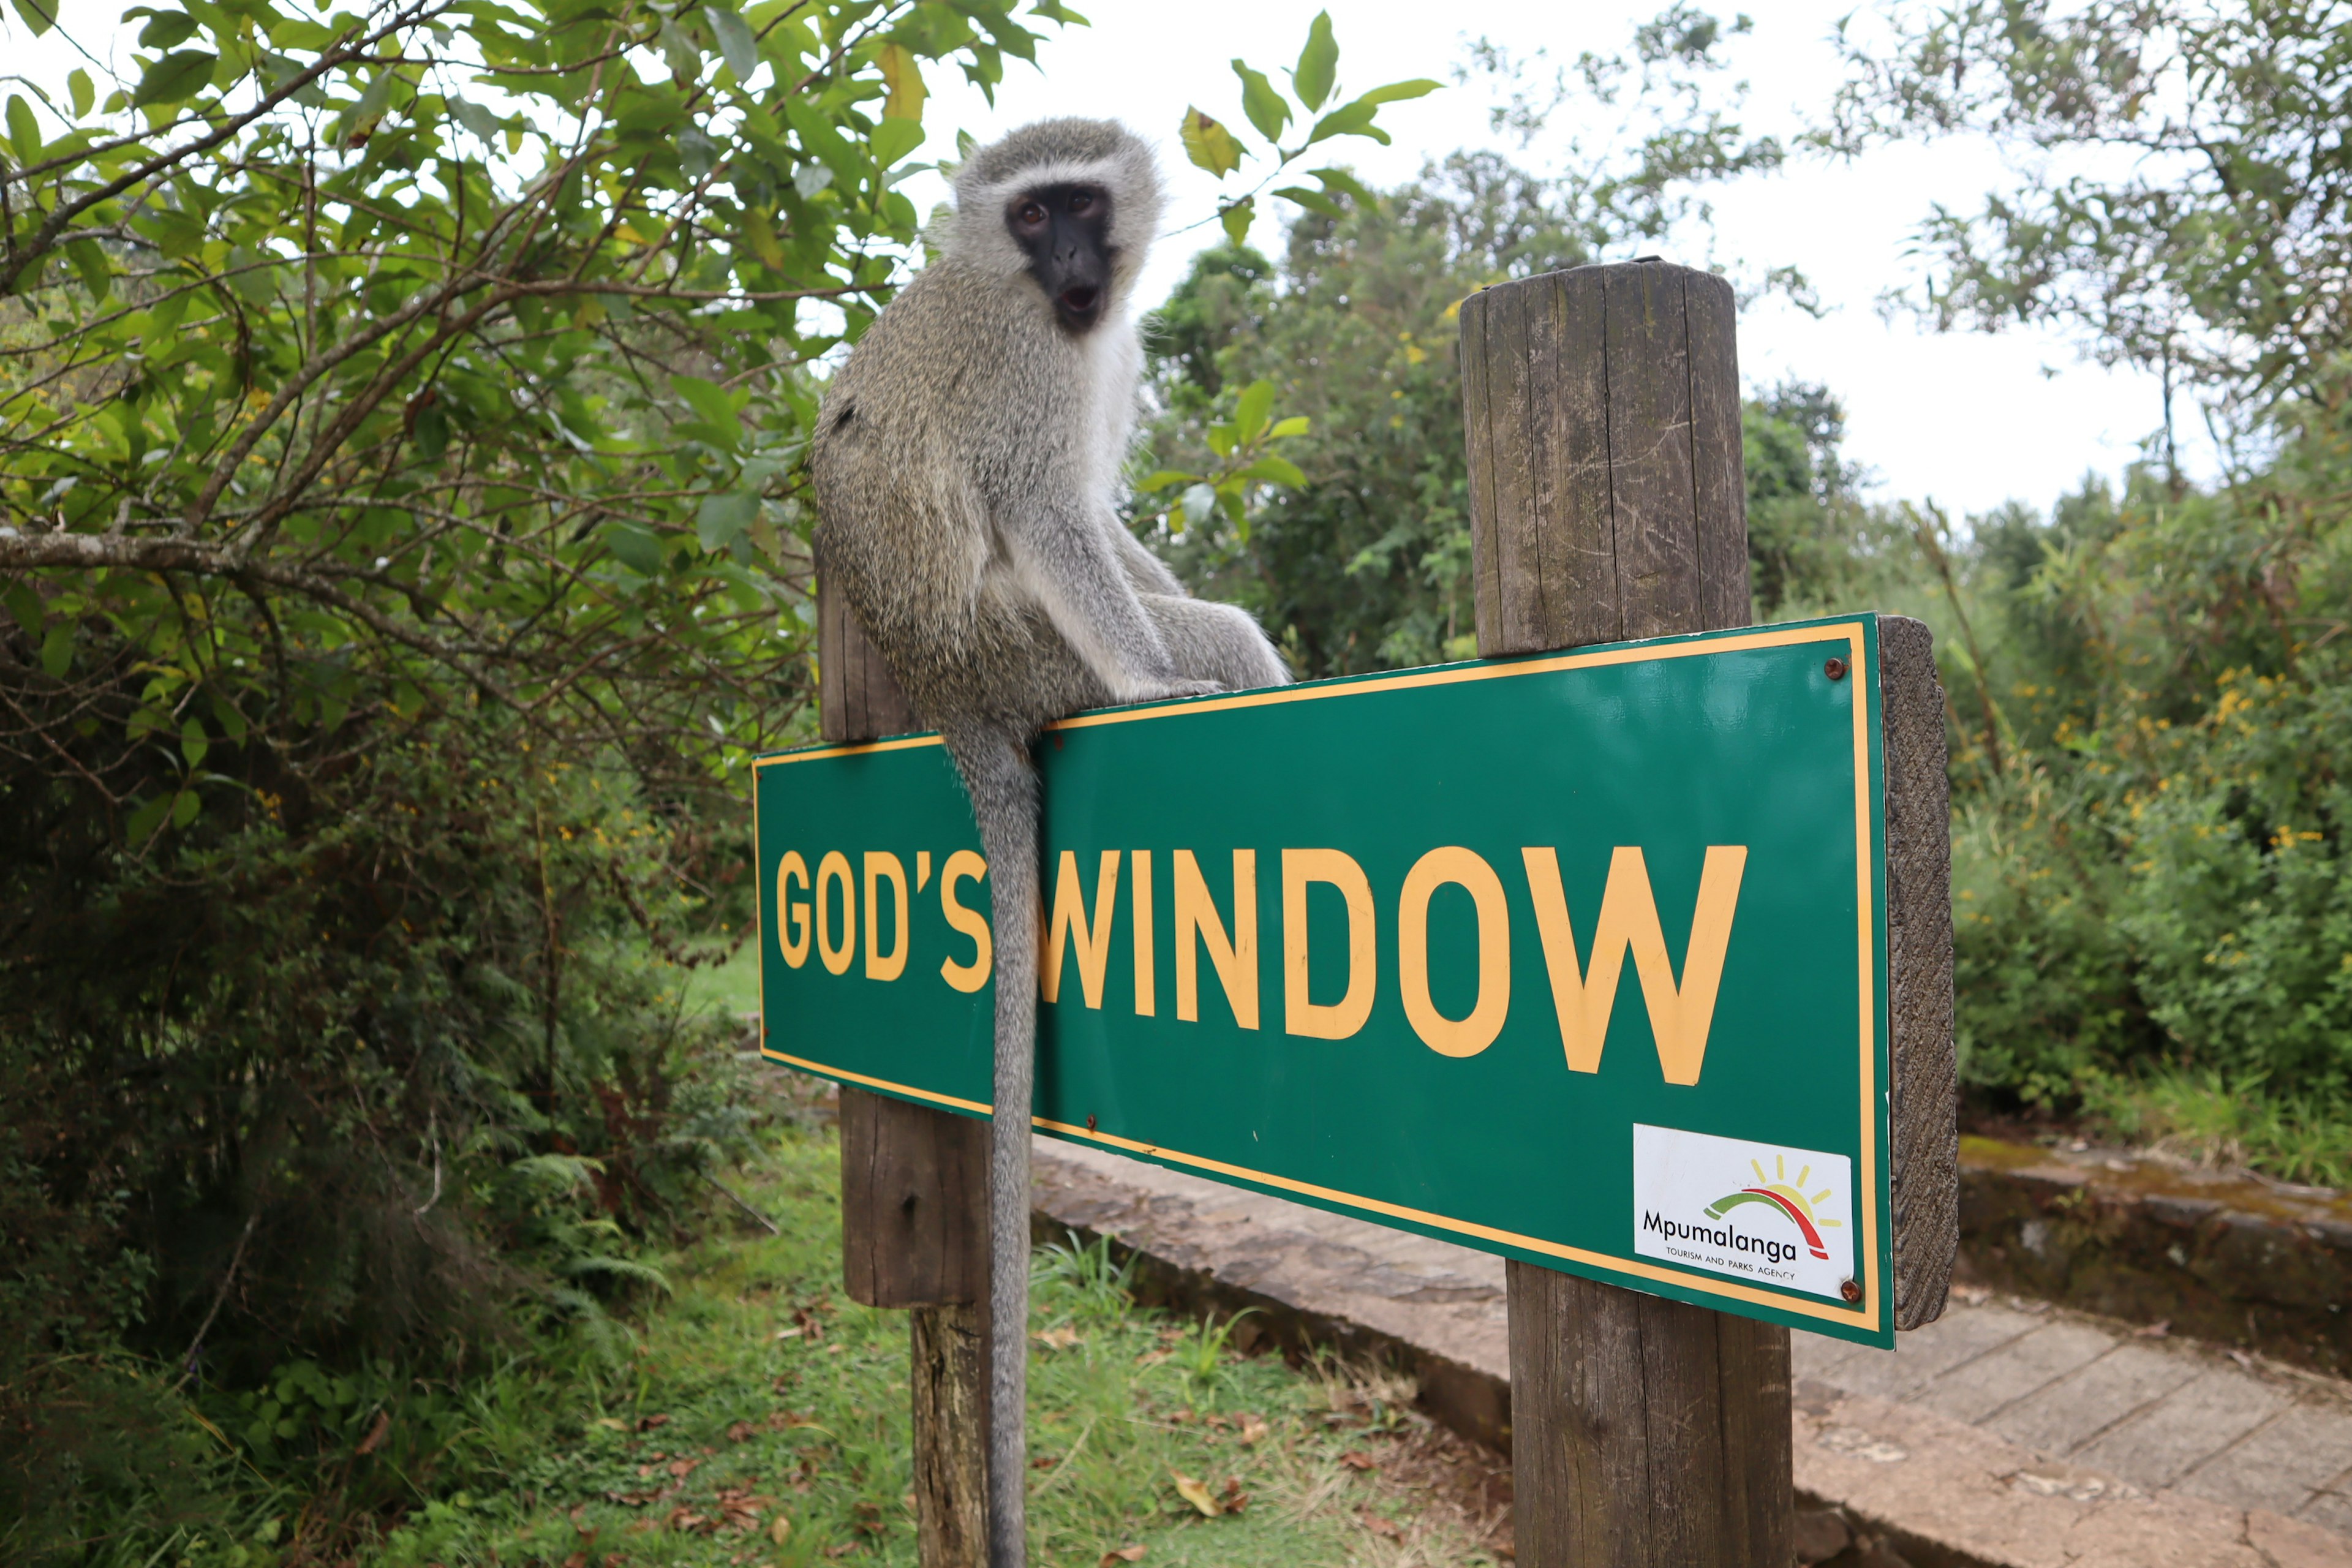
[{"xmin": 11, "ymin": 1, "xmax": 2188, "ymax": 516}]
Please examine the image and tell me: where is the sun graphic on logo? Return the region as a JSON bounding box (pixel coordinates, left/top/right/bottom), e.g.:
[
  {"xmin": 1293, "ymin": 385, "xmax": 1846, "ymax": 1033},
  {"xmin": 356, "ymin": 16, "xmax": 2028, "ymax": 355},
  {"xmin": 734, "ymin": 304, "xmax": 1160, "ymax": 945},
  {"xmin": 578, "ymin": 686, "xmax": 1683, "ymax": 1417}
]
[{"xmin": 1702, "ymin": 1155, "xmax": 1844, "ymax": 1261}]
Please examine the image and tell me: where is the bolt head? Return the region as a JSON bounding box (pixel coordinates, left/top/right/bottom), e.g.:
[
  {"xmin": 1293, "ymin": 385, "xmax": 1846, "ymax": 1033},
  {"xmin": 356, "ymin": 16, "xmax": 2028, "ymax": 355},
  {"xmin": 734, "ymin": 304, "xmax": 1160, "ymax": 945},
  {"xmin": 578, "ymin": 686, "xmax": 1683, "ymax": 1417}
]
[
  {"xmin": 1839, "ymin": 1277, "xmax": 1864, "ymax": 1304},
  {"xmin": 1824, "ymin": 657, "xmax": 1849, "ymax": 681}
]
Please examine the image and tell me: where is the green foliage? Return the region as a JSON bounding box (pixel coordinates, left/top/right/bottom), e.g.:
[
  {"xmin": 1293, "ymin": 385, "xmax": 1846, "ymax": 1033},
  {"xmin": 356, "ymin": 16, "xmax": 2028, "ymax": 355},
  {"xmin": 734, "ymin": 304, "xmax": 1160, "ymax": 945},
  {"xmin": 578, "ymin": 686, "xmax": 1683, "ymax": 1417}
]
[
  {"xmin": 1825, "ymin": 1, "xmax": 2352, "ymax": 420},
  {"xmin": 78, "ymin": 1105, "xmax": 1501, "ymax": 1568},
  {"xmin": 1177, "ymin": 11, "xmax": 1440, "ymax": 250},
  {"xmin": 1921, "ymin": 420, "xmax": 2352, "ymax": 1167},
  {"xmin": 1136, "ymin": 154, "xmax": 1853, "ymax": 676},
  {"xmin": 0, "ymin": 3, "xmax": 1079, "ymax": 1555}
]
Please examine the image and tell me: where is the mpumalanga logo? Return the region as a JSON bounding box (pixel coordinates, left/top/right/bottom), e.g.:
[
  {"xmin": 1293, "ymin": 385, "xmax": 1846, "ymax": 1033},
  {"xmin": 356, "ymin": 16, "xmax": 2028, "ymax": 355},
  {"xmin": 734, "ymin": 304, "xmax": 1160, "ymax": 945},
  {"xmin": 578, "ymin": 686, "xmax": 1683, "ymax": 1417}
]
[{"xmin": 1702, "ymin": 1156, "xmax": 1843, "ymax": 1262}]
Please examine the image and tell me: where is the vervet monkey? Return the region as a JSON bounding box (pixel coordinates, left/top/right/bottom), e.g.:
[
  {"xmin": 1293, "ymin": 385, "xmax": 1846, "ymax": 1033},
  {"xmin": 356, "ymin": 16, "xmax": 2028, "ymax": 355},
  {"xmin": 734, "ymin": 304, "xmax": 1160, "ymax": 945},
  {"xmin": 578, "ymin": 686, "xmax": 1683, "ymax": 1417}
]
[{"xmin": 809, "ymin": 118, "xmax": 1288, "ymax": 1566}]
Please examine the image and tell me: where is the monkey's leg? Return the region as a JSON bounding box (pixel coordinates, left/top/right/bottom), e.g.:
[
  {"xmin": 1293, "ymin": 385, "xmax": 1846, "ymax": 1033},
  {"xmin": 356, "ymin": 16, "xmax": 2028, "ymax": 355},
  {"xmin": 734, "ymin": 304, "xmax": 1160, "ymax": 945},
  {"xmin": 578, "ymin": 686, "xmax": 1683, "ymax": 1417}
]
[
  {"xmin": 1139, "ymin": 594, "xmax": 1291, "ymax": 691},
  {"xmin": 938, "ymin": 723, "xmax": 1040, "ymax": 1568}
]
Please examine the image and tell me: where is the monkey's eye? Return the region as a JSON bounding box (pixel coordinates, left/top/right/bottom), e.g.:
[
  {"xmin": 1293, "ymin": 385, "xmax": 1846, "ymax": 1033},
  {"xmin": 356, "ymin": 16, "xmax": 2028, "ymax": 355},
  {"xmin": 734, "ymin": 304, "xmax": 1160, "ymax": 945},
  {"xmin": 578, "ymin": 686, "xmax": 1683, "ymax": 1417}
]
[
  {"xmin": 1068, "ymin": 191, "xmax": 1093, "ymax": 214},
  {"xmin": 1014, "ymin": 200, "xmax": 1047, "ymax": 226}
]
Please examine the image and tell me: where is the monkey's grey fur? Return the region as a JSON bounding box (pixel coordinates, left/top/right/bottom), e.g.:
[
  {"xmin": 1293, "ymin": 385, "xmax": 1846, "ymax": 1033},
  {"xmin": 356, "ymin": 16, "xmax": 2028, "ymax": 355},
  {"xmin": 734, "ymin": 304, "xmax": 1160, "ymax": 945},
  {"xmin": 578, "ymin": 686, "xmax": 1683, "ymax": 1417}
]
[{"xmin": 808, "ymin": 118, "xmax": 1287, "ymax": 1567}]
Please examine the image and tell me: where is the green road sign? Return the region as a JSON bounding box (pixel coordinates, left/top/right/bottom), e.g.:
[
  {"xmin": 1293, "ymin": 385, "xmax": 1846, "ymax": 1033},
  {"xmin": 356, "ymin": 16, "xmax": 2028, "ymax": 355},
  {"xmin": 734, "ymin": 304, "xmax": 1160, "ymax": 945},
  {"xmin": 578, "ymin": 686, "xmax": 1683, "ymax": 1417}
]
[{"xmin": 757, "ymin": 616, "xmax": 1897, "ymax": 1344}]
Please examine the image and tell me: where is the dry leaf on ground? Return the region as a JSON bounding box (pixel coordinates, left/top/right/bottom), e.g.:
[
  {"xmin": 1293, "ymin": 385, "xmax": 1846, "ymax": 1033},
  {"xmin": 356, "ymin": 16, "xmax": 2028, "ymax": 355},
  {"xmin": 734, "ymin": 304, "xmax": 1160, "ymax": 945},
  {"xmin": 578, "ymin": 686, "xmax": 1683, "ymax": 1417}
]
[
  {"xmin": 1170, "ymin": 1471, "xmax": 1223, "ymax": 1517},
  {"xmin": 1237, "ymin": 1413, "xmax": 1268, "ymax": 1445},
  {"xmin": 1034, "ymin": 1325, "xmax": 1083, "ymax": 1350},
  {"xmin": 769, "ymin": 1515, "xmax": 793, "ymax": 1544},
  {"xmin": 1359, "ymin": 1506, "xmax": 1404, "ymax": 1540},
  {"xmin": 1099, "ymin": 1547, "xmax": 1147, "ymax": 1565},
  {"xmin": 1341, "ymin": 1450, "xmax": 1378, "ymax": 1472}
]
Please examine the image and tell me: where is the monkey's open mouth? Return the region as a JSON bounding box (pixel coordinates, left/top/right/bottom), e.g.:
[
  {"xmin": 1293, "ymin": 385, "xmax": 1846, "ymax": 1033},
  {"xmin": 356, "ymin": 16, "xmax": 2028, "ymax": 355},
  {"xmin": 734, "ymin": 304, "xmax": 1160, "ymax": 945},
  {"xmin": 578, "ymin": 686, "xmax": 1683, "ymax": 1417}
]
[{"xmin": 1058, "ymin": 285, "xmax": 1101, "ymax": 317}]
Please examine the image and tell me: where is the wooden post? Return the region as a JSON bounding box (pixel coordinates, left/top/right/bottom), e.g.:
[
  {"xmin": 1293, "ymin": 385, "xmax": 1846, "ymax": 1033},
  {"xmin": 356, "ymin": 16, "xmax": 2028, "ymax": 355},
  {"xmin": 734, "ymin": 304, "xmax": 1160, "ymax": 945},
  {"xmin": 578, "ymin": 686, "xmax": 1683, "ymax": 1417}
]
[
  {"xmin": 1461, "ymin": 260, "xmax": 1791, "ymax": 1567},
  {"xmin": 821, "ymin": 578, "xmax": 992, "ymax": 1568}
]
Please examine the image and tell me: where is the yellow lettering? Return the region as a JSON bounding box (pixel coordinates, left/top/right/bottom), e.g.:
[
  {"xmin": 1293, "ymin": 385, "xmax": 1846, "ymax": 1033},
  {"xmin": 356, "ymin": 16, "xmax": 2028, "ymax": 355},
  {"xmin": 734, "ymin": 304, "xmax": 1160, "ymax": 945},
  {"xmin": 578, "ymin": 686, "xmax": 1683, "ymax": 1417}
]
[
  {"xmin": 938, "ymin": 850, "xmax": 992, "ymax": 993},
  {"xmin": 916, "ymin": 849, "xmax": 933, "ymax": 891},
  {"xmin": 1174, "ymin": 849, "xmax": 1258, "ymax": 1029},
  {"xmin": 863, "ymin": 851, "xmax": 909, "ymax": 981},
  {"xmin": 1131, "ymin": 849, "xmax": 1156, "ymax": 1017},
  {"xmin": 1397, "ymin": 847, "xmax": 1511, "ymax": 1057},
  {"xmin": 815, "ymin": 850, "xmax": 856, "ymax": 976},
  {"xmin": 777, "ymin": 850, "xmax": 811, "ymax": 968},
  {"xmin": 1521, "ymin": 845, "xmax": 1747, "ymax": 1085},
  {"xmin": 1044, "ymin": 850, "xmax": 1121, "ymax": 1008},
  {"xmin": 1282, "ymin": 848, "xmax": 1376, "ymax": 1039}
]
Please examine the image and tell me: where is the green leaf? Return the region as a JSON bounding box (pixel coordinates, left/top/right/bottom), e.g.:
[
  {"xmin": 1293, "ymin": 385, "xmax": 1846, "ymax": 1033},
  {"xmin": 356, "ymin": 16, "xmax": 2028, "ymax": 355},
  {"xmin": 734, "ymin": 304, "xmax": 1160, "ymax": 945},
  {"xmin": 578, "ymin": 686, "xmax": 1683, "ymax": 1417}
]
[
  {"xmin": 679, "ymin": 127, "xmax": 720, "ymax": 181},
  {"xmin": 1233, "ymin": 379, "xmax": 1275, "ymax": 443},
  {"xmin": 124, "ymin": 794, "xmax": 171, "ymax": 845},
  {"xmin": 67, "ymin": 68, "xmax": 91, "ymax": 119},
  {"xmin": 3, "ymin": 582, "xmax": 40, "ymax": 639},
  {"xmin": 1218, "ymin": 196, "xmax": 1254, "ymax": 247},
  {"xmin": 64, "ymin": 238, "xmax": 110, "ymax": 302},
  {"xmin": 5, "ymin": 95, "xmax": 37, "ymax": 160},
  {"xmin": 448, "ymin": 94, "xmax": 499, "ymax": 143},
  {"xmin": 1310, "ymin": 167, "xmax": 1377, "ymax": 208},
  {"xmin": 1231, "ymin": 59, "xmax": 1289, "ymax": 141},
  {"xmin": 1273, "ymin": 185, "xmax": 1343, "ymax": 220},
  {"xmin": 7, "ymin": 0, "xmax": 54, "ymax": 37},
  {"xmin": 878, "ymin": 42, "xmax": 925, "ymax": 121},
  {"xmin": 132, "ymin": 50, "xmax": 218, "ymax": 109},
  {"xmin": 670, "ymin": 374, "xmax": 742, "ymax": 446},
  {"xmin": 696, "ymin": 492, "xmax": 758, "ymax": 551},
  {"xmin": 1355, "ymin": 78, "xmax": 1442, "ymax": 107},
  {"xmin": 1136, "ymin": 469, "xmax": 1200, "ymax": 492},
  {"xmin": 181, "ymin": 717, "xmax": 209, "ymax": 769},
  {"xmin": 1293, "ymin": 11, "xmax": 1337, "ymax": 111},
  {"xmin": 1238, "ymin": 454, "xmax": 1306, "ymax": 487},
  {"xmin": 338, "ymin": 66, "xmax": 393, "ymax": 145},
  {"xmin": 137, "ymin": 12, "xmax": 200, "ymax": 49},
  {"xmin": 171, "ymin": 789, "xmax": 200, "ymax": 830},
  {"xmin": 1306, "ymin": 101, "xmax": 1384, "ymax": 147},
  {"xmin": 657, "ymin": 18, "xmax": 699, "ymax": 79},
  {"xmin": 38, "ymin": 622, "xmax": 71, "ymax": 679},
  {"xmin": 707, "ymin": 4, "xmax": 758, "ymax": 83},
  {"xmin": 1268, "ymin": 415, "xmax": 1310, "ymax": 439},
  {"xmin": 1180, "ymin": 108, "xmax": 1242, "ymax": 178},
  {"xmin": 413, "ymin": 401, "xmax": 448, "ymax": 460},
  {"xmin": 870, "ymin": 116, "xmax": 924, "ymax": 170},
  {"xmin": 603, "ymin": 521, "xmax": 665, "ymax": 576}
]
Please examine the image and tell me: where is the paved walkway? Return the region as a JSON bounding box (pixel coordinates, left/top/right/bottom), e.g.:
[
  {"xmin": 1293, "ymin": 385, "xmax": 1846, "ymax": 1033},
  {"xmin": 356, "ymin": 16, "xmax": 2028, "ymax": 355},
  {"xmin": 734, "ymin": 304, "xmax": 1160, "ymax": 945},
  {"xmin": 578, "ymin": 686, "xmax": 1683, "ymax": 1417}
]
[
  {"xmin": 1032, "ymin": 1137, "xmax": 2352, "ymax": 1566},
  {"xmin": 1795, "ymin": 1291, "xmax": 2352, "ymax": 1535}
]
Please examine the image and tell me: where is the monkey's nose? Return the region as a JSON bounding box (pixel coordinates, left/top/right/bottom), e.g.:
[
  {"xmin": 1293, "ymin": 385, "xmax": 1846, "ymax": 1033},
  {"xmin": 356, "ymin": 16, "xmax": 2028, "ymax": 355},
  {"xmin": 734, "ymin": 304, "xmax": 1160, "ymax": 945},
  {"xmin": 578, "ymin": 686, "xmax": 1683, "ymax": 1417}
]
[{"xmin": 1059, "ymin": 286, "xmax": 1101, "ymax": 315}]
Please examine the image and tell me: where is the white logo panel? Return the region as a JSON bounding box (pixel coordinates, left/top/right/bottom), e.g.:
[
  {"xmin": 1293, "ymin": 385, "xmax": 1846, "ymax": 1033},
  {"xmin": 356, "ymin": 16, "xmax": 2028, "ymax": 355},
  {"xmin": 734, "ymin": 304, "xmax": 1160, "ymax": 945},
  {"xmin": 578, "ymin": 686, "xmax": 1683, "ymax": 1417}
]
[{"xmin": 1632, "ymin": 1125, "xmax": 1854, "ymax": 1300}]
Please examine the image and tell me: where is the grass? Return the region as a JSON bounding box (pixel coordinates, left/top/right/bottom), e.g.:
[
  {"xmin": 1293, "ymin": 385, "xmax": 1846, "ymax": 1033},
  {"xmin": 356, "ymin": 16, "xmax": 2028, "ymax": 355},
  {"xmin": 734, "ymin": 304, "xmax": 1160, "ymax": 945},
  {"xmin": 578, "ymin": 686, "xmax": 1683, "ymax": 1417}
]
[
  {"xmin": 349, "ymin": 1076, "xmax": 1510, "ymax": 1568},
  {"xmin": 2080, "ymin": 1068, "xmax": 2352, "ymax": 1190}
]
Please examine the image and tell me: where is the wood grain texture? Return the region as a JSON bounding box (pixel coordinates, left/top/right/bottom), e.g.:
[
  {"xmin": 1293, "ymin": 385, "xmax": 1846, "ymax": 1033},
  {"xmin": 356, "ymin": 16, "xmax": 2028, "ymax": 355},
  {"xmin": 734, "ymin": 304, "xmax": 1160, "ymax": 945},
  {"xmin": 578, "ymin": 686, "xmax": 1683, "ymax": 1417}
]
[
  {"xmin": 1506, "ymin": 1263, "xmax": 1793, "ymax": 1568},
  {"xmin": 838, "ymin": 1084, "xmax": 989, "ymax": 1309},
  {"xmin": 911, "ymin": 1302, "xmax": 990, "ymax": 1568},
  {"xmin": 1461, "ymin": 260, "xmax": 1749, "ymax": 654},
  {"xmin": 818, "ymin": 560, "xmax": 918, "ymax": 744},
  {"xmin": 1466, "ymin": 258, "xmax": 1793, "ymax": 1568},
  {"xmin": 1602, "ymin": 263, "xmax": 1700, "ymax": 641},
  {"xmin": 1683, "ymin": 271, "xmax": 1752, "ymax": 631},
  {"xmin": 1880, "ymin": 614, "xmax": 1958, "ymax": 1330}
]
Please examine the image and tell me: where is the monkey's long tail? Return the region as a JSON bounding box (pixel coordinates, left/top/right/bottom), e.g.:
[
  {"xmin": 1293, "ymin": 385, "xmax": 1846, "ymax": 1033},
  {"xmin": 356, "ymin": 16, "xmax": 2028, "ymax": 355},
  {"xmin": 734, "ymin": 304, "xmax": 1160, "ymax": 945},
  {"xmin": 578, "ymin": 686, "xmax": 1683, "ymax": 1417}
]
[{"xmin": 944, "ymin": 725, "xmax": 1039, "ymax": 1568}]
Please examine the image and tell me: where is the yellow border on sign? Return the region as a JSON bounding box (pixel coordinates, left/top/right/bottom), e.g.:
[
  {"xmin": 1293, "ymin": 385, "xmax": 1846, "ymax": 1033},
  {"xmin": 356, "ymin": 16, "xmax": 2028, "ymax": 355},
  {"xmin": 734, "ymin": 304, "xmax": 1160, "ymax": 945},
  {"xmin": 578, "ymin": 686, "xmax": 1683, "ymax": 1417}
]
[{"xmin": 755, "ymin": 621, "xmax": 1883, "ymax": 1328}]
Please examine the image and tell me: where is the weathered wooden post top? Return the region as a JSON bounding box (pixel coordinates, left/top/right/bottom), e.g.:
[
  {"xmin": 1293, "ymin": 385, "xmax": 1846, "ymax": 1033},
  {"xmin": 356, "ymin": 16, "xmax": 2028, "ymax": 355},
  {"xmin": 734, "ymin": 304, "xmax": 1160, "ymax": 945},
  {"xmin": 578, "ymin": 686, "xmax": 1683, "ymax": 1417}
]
[{"xmin": 782, "ymin": 258, "xmax": 1958, "ymax": 1568}]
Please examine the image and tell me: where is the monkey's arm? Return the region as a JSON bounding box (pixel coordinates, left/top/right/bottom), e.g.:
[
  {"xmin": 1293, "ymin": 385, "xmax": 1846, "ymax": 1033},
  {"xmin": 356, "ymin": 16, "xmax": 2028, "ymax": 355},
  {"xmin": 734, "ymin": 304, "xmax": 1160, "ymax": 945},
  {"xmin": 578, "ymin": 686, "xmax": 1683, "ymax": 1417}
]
[
  {"xmin": 1114, "ymin": 522, "xmax": 1187, "ymax": 598},
  {"xmin": 1003, "ymin": 507, "xmax": 1213, "ymax": 703}
]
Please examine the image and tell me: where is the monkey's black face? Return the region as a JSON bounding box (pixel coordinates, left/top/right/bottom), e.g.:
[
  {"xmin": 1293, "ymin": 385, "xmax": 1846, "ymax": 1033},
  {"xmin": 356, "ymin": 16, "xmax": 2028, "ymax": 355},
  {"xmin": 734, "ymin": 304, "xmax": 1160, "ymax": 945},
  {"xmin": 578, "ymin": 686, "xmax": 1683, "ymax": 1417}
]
[{"xmin": 1007, "ymin": 183, "xmax": 1115, "ymax": 333}]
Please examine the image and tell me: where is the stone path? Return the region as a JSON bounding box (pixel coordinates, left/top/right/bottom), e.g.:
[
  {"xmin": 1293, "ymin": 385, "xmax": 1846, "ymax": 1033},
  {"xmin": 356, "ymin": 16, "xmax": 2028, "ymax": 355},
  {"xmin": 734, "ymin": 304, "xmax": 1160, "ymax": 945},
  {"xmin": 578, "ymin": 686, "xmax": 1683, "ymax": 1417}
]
[
  {"xmin": 1031, "ymin": 1136, "xmax": 2352, "ymax": 1566},
  {"xmin": 1794, "ymin": 1292, "xmax": 2352, "ymax": 1534}
]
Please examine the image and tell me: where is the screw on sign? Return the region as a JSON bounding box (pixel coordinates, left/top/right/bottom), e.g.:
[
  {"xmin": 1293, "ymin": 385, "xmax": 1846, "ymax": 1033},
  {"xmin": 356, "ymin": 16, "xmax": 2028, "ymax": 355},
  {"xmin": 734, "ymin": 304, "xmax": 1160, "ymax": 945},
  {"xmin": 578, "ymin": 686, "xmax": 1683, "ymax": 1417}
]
[{"xmin": 776, "ymin": 261, "xmax": 1958, "ymax": 1568}]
